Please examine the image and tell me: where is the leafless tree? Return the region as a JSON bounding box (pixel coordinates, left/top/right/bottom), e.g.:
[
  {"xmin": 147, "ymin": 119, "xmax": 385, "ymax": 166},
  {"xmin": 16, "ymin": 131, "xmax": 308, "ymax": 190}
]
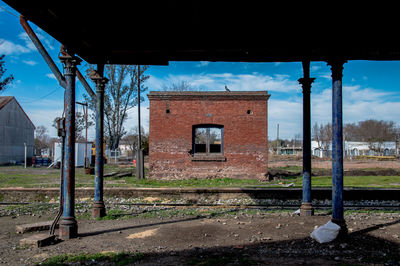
[
  {"xmin": 84, "ymin": 65, "xmax": 149, "ymax": 150},
  {"xmin": 162, "ymin": 80, "xmax": 203, "ymax": 91},
  {"xmin": 355, "ymin": 119, "xmax": 396, "ymax": 154},
  {"xmin": 123, "ymin": 126, "xmax": 149, "ymax": 156},
  {"xmin": 312, "ymin": 122, "xmax": 332, "ymax": 152},
  {"xmin": 52, "ymin": 111, "xmax": 92, "ymax": 141},
  {"xmin": 0, "ymin": 55, "xmax": 14, "ymax": 93},
  {"xmin": 314, "ymin": 119, "xmax": 398, "ymax": 155},
  {"xmin": 34, "ymin": 125, "xmax": 50, "ymax": 155}
]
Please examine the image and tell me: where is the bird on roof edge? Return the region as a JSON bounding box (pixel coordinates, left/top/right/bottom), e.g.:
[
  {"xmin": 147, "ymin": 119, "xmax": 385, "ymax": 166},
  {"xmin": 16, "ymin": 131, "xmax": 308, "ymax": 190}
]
[{"xmin": 225, "ymin": 85, "xmax": 230, "ymax": 92}]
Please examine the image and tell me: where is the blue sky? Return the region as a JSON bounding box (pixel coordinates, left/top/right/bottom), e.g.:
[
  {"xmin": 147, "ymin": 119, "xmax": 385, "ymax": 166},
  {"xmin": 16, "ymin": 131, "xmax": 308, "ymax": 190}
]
[{"xmin": 1, "ymin": 2, "xmax": 400, "ymax": 141}]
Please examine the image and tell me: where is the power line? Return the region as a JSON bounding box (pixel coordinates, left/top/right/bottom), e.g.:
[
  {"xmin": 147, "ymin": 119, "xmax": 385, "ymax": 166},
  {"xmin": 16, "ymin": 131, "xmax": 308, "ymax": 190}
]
[{"xmin": 20, "ymin": 88, "xmax": 61, "ymax": 104}]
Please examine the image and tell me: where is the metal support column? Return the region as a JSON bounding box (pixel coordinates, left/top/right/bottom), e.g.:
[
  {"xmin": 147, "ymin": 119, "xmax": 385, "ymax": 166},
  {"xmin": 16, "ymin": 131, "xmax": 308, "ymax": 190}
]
[
  {"xmin": 90, "ymin": 65, "xmax": 108, "ymax": 218},
  {"xmin": 136, "ymin": 65, "xmax": 145, "ymax": 179},
  {"xmin": 299, "ymin": 60, "xmax": 315, "ymax": 216},
  {"xmin": 328, "ymin": 59, "xmax": 348, "ymax": 235},
  {"xmin": 58, "ymin": 54, "xmax": 81, "ymax": 239}
]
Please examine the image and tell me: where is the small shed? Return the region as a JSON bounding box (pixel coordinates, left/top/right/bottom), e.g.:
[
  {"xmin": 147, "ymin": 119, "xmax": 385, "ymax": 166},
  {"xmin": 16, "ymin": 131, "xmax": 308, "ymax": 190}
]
[
  {"xmin": 148, "ymin": 91, "xmax": 270, "ymax": 179},
  {"xmin": 0, "ymin": 96, "xmax": 35, "ymax": 165},
  {"xmin": 53, "ymin": 142, "xmax": 92, "ymax": 167}
]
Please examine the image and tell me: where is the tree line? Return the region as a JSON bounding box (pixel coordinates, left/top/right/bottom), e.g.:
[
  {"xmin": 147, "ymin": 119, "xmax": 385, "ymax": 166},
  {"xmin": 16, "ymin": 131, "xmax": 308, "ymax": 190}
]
[{"xmin": 312, "ymin": 119, "xmax": 399, "ymax": 153}]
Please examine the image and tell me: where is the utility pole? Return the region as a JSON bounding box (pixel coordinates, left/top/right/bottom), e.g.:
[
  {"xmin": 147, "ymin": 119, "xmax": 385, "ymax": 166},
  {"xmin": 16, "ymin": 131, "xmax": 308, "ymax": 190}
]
[
  {"xmin": 276, "ymin": 124, "xmax": 280, "ymax": 155},
  {"xmin": 24, "ymin": 142, "xmax": 27, "ymax": 168}
]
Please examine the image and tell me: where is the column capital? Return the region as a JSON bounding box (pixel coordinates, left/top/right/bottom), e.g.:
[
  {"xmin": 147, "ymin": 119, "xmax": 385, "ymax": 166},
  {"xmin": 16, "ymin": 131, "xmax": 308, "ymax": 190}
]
[
  {"xmin": 327, "ymin": 59, "xmax": 347, "ymax": 80},
  {"xmin": 90, "ymin": 70, "xmax": 109, "ymax": 92},
  {"xmin": 298, "ymin": 77, "xmax": 315, "ymax": 93},
  {"xmin": 59, "ymin": 55, "xmax": 81, "ymax": 76}
]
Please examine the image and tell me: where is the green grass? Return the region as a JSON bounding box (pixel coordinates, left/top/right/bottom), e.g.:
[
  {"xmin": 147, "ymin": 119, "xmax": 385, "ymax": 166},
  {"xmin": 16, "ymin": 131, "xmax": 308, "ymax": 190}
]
[
  {"xmin": 39, "ymin": 252, "xmax": 143, "ymax": 266},
  {"xmin": 0, "ymin": 166, "xmax": 93, "ymax": 188},
  {"xmin": 286, "ymin": 175, "xmax": 400, "ymax": 188},
  {"xmin": 0, "ymin": 165, "xmax": 399, "ymax": 188}
]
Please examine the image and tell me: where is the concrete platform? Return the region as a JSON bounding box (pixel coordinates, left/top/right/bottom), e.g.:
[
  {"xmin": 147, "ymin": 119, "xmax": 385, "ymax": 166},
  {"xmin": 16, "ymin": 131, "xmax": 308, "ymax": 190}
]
[
  {"xmin": 19, "ymin": 234, "xmax": 56, "ymax": 247},
  {"xmin": 16, "ymin": 221, "xmax": 57, "ymax": 234}
]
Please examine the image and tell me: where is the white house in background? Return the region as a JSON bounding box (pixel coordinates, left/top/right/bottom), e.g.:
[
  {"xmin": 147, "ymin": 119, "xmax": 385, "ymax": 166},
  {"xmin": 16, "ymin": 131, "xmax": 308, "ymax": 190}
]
[
  {"xmin": 53, "ymin": 141, "xmax": 92, "ymax": 167},
  {"xmin": 312, "ymin": 140, "xmax": 398, "ymax": 158}
]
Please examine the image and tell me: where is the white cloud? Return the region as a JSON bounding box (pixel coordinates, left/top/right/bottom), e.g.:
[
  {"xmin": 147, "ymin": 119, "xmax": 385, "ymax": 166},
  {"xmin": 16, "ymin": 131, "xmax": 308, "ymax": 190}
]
[
  {"xmin": 0, "ymin": 38, "xmax": 31, "ymax": 55},
  {"xmin": 311, "ymin": 65, "xmax": 321, "ymax": 72},
  {"xmin": 18, "ymin": 32, "xmax": 55, "ymax": 51},
  {"xmin": 46, "ymin": 73, "xmax": 57, "ymax": 80},
  {"xmin": 0, "ymin": 30, "xmax": 56, "ymax": 56},
  {"xmin": 84, "ymin": 105, "xmax": 150, "ymax": 141},
  {"xmin": 195, "ymin": 61, "xmax": 210, "ymax": 67},
  {"xmin": 268, "ymin": 84, "xmax": 400, "ymax": 140},
  {"xmin": 22, "ymin": 60, "xmax": 38, "ymax": 66},
  {"xmin": 268, "ymin": 99, "xmax": 303, "ymax": 140},
  {"xmin": 148, "ymin": 72, "xmax": 301, "ymax": 93},
  {"xmin": 124, "ymin": 105, "xmax": 150, "ymax": 134}
]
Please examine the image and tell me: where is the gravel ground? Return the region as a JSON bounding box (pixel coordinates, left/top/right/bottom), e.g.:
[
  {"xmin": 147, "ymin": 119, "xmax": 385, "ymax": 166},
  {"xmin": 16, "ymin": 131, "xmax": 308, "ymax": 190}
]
[{"xmin": 0, "ymin": 201, "xmax": 399, "ymax": 265}]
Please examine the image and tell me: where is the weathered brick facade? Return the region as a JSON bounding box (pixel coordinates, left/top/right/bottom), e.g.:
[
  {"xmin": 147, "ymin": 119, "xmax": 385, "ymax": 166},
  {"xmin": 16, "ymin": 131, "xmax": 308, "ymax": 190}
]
[{"xmin": 148, "ymin": 91, "xmax": 270, "ymax": 179}]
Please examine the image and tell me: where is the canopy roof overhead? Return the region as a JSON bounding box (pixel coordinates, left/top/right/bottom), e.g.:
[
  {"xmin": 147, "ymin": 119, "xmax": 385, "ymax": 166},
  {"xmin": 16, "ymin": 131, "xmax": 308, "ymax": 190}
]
[{"xmin": 5, "ymin": 1, "xmax": 400, "ymax": 65}]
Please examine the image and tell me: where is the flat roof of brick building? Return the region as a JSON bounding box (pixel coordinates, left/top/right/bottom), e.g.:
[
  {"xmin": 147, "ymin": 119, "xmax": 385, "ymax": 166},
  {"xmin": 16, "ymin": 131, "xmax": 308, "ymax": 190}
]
[{"xmin": 148, "ymin": 91, "xmax": 270, "ymax": 100}]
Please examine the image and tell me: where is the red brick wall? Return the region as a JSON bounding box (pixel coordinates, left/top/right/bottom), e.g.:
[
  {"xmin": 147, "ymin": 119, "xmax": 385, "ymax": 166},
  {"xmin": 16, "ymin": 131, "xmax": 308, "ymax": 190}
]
[{"xmin": 148, "ymin": 92, "xmax": 270, "ymax": 179}]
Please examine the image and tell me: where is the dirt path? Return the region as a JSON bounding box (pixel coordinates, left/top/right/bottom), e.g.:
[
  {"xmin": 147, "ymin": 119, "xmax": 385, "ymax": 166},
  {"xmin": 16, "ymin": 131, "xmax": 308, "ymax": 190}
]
[{"xmin": 0, "ymin": 209, "xmax": 399, "ymax": 265}]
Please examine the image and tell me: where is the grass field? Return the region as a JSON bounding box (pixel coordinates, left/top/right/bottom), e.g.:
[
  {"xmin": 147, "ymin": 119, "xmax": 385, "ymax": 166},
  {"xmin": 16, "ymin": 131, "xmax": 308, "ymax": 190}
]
[{"xmin": 0, "ymin": 165, "xmax": 399, "ymax": 188}]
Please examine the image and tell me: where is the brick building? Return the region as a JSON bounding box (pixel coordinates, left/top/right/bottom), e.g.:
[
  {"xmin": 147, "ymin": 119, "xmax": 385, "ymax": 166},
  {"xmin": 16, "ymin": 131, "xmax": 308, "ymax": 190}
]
[{"xmin": 148, "ymin": 91, "xmax": 270, "ymax": 179}]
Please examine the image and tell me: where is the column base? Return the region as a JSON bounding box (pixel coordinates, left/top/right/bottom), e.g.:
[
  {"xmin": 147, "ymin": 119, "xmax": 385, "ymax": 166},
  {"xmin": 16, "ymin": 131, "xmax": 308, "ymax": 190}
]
[
  {"xmin": 59, "ymin": 216, "xmax": 78, "ymax": 239},
  {"xmin": 331, "ymin": 218, "xmax": 348, "ymax": 238},
  {"xmin": 300, "ymin": 202, "xmax": 314, "ymax": 216},
  {"xmin": 92, "ymin": 201, "xmax": 106, "ymax": 219}
]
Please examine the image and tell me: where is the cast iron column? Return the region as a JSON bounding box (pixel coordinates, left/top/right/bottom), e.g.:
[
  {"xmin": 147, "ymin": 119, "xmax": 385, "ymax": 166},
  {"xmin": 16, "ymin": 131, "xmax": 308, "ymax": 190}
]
[
  {"xmin": 91, "ymin": 66, "xmax": 108, "ymax": 218},
  {"xmin": 299, "ymin": 60, "xmax": 315, "ymax": 216},
  {"xmin": 136, "ymin": 65, "xmax": 145, "ymax": 179},
  {"xmin": 328, "ymin": 59, "xmax": 347, "ymax": 235},
  {"xmin": 59, "ymin": 54, "xmax": 81, "ymax": 239}
]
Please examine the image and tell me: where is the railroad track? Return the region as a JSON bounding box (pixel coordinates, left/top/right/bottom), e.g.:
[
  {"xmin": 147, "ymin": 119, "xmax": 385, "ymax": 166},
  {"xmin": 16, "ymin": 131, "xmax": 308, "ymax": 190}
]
[{"xmin": 1, "ymin": 201, "xmax": 399, "ymax": 210}]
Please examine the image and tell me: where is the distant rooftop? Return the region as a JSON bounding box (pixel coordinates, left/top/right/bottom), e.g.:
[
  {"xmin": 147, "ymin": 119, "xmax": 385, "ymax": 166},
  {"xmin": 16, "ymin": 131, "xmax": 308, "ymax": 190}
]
[
  {"xmin": 0, "ymin": 96, "xmax": 14, "ymax": 110},
  {"xmin": 0, "ymin": 96, "xmax": 35, "ymax": 128}
]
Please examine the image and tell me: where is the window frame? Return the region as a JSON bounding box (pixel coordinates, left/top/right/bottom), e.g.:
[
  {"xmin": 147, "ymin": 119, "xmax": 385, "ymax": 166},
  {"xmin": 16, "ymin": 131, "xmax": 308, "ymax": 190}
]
[{"xmin": 192, "ymin": 124, "xmax": 224, "ymax": 156}]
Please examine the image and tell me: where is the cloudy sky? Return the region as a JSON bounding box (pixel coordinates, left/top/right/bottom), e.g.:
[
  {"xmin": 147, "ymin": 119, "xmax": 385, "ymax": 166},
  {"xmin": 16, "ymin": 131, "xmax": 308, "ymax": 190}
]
[{"xmin": 2, "ymin": 2, "xmax": 400, "ymax": 141}]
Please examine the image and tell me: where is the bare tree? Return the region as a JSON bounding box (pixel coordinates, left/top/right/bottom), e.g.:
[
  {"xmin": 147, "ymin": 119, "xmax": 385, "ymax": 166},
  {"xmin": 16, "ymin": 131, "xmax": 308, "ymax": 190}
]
[
  {"xmin": 162, "ymin": 80, "xmax": 203, "ymax": 91},
  {"xmin": 312, "ymin": 122, "xmax": 332, "ymax": 152},
  {"xmin": 84, "ymin": 65, "xmax": 149, "ymax": 150},
  {"xmin": 123, "ymin": 126, "xmax": 149, "ymax": 156},
  {"xmin": 313, "ymin": 119, "xmax": 398, "ymax": 156},
  {"xmin": 356, "ymin": 119, "xmax": 397, "ymax": 154},
  {"xmin": 34, "ymin": 125, "xmax": 50, "ymax": 155},
  {"xmin": 0, "ymin": 55, "xmax": 14, "ymax": 93},
  {"xmin": 52, "ymin": 111, "xmax": 92, "ymax": 141}
]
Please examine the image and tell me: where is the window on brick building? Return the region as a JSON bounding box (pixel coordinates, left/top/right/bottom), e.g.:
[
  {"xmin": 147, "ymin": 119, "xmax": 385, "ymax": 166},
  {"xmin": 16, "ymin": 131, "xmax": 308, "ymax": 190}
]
[{"xmin": 193, "ymin": 125, "xmax": 223, "ymax": 155}]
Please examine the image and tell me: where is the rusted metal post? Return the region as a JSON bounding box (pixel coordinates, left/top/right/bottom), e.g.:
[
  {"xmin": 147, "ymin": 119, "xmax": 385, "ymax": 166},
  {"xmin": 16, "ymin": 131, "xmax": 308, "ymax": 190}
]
[
  {"xmin": 136, "ymin": 65, "xmax": 145, "ymax": 179},
  {"xmin": 58, "ymin": 53, "xmax": 81, "ymax": 239},
  {"xmin": 20, "ymin": 16, "xmax": 66, "ymax": 89},
  {"xmin": 299, "ymin": 60, "xmax": 315, "ymax": 216},
  {"xmin": 328, "ymin": 59, "xmax": 348, "ymax": 235},
  {"xmin": 90, "ymin": 65, "xmax": 108, "ymax": 218}
]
